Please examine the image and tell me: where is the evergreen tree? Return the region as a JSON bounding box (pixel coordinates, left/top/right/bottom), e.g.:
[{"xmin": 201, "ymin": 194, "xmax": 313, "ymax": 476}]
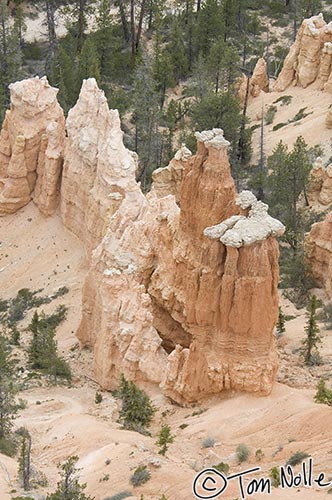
[
  {"xmin": 18, "ymin": 427, "xmax": 32, "ymax": 491},
  {"xmin": 117, "ymin": 374, "xmax": 156, "ymax": 432},
  {"xmin": 0, "ymin": 334, "xmax": 18, "ymax": 441},
  {"xmin": 156, "ymin": 424, "xmax": 174, "ymax": 456},
  {"xmin": 167, "ymin": 19, "xmax": 189, "ymax": 82},
  {"xmin": 302, "ymin": 294, "xmax": 321, "ymax": 365},
  {"xmin": 207, "ymin": 38, "xmax": 240, "ymax": 93},
  {"xmin": 94, "ymin": 0, "xmax": 113, "ymax": 78},
  {"xmin": 276, "ymin": 307, "xmax": 286, "ymax": 336},
  {"xmin": 132, "ymin": 53, "xmax": 160, "ymax": 190},
  {"xmin": 79, "ymin": 36, "xmax": 101, "ymax": 84},
  {"xmin": 314, "ymin": 379, "xmax": 332, "ymax": 406},
  {"xmin": 46, "ymin": 455, "xmax": 94, "ymax": 500}
]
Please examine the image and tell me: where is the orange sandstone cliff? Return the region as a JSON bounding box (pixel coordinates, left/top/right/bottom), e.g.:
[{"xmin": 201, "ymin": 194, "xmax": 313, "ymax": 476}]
[
  {"xmin": 0, "ymin": 77, "xmax": 65, "ymax": 216},
  {"xmin": 0, "ymin": 77, "xmax": 285, "ymax": 405}
]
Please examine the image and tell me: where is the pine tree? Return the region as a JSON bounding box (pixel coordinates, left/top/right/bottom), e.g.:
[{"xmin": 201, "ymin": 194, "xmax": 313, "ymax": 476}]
[
  {"xmin": 79, "ymin": 37, "xmax": 101, "ymax": 85},
  {"xmin": 18, "ymin": 427, "xmax": 32, "ymax": 491},
  {"xmin": 132, "ymin": 53, "xmax": 160, "ymax": 190},
  {"xmin": 0, "ymin": 334, "xmax": 18, "ymax": 441},
  {"xmin": 46, "ymin": 455, "xmax": 94, "ymax": 500},
  {"xmin": 117, "ymin": 374, "xmax": 156, "ymax": 432},
  {"xmin": 94, "ymin": 0, "xmax": 113, "ymax": 78},
  {"xmin": 156, "ymin": 424, "xmax": 174, "ymax": 456},
  {"xmin": 314, "ymin": 379, "xmax": 332, "ymax": 405},
  {"xmin": 276, "ymin": 307, "xmax": 286, "ymax": 336},
  {"xmin": 302, "ymin": 294, "xmax": 321, "ymax": 365}
]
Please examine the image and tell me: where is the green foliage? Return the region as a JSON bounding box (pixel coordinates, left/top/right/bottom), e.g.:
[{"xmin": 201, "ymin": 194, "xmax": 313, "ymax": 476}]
[
  {"xmin": 276, "ymin": 307, "xmax": 286, "ymax": 336},
  {"xmin": 116, "ymin": 374, "xmax": 156, "ymax": 433},
  {"xmin": 46, "ymin": 455, "xmax": 94, "ymax": 500},
  {"xmin": 269, "ymin": 466, "xmax": 280, "ymax": 488},
  {"xmin": 130, "ymin": 465, "xmax": 151, "ymax": 487},
  {"xmin": 103, "ymin": 493, "xmax": 132, "ymax": 500},
  {"xmin": 79, "ymin": 36, "xmax": 101, "ymax": 84},
  {"xmin": 179, "ymin": 423, "xmax": 188, "ymax": 429},
  {"xmin": 266, "ymin": 137, "xmax": 315, "ymax": 305},
  {"xmin": 213, "ymin": 462, "xmax": 230, "ymax": 474},
  {"xmin": 28, "ymin": 310, "xmax": 71, "ymax": 382},
  {"xmin": 302, "ymin": 295, "xmax": 321, "ymax": 365},
  {"xmin": 95, "ymin": 391, "xmax": 103, "ymax": 404},
  {"xmin": 255, "ymin": 449, "xmax": 264, "ymax": 461},
  {"xmin": 202, "ymin": 437, "xmax": 216, "ymax": 449},
  {"xmin": 265, "ymin": 105, "xmax": 277, "ymax": 125},
  {"xmin": 272, "ymin": 122, "xmax": 287, "ymax": 131},
  {"xmin": 273, "ymin": 95, "xmax": 292, "ymax": 106},
  {"xmin": 18, "ymin": 428, "xmax": 31, "ymax": 490},
  {"xmin": 156, "ymin": 424, "xmax": 174, "ymax": 456},
  {"xmin": 286, "ymin": 451, "xmax": 310, "ymax": 467},
  {"xmin": 314, "ymin": 379, "xmax": 332, "ymax": 406},
  {"xmin": 0, "ymin": 334, "xmax": 18, "ymax": 444},
  {"xmin": 236, "ymin": 444, "xmax": 250, "ymax": 463}
]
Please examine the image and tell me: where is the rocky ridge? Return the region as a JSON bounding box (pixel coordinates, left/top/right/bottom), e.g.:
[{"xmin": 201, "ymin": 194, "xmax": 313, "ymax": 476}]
[
  {"xmin": 275, "ymin": 14, "xmax": 332, "ymax": 92},
  {"xmin": 0, "ymin": 77, "xmax": 285, "ymax": 404}
]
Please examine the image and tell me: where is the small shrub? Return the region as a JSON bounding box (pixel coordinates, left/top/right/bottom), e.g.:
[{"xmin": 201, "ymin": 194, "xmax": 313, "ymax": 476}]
[
  {"xmin": 202, "ymin": 437, "xmax": 216, "ymax": 449},
  {"xmin": 99, "ymin": 473, "xmax": 110, "ymax": 482},
  {"xmin": 273, "ymin": 95, "xmax": 292, "ymax": 106},
  {"xmin": 52, "ymin": 286, "xmax": 69, "ymax": 299},
  {"xmin": 291, "ymin": 107, "xmax": 310, "ymax": 122},
  {"xmin": 156, "ymin": 424, "xmax": 174, "ymax": 455},
  {"xmin": 269, "ymin": 466, "xmax": 280, "ymax": 487},
  {"xmin": 273, "ymin": 122, "xmax": 287, "ymax": 131},
  {"xmin": 236, "ymin": 444, "xmax": 250, "ymax": 463},
  {"xmin": 286, "ymin": 451, "xmax": 309, "ymax": 467},
  {"xmin": 255, "ymin": 449, "xmax": 264, "ymax": 461},
  {"xmin": 130, "ymin": 465, "xmax": 151, "ymax": 487},
  {"xmin": 0, "ymin": 436, "xmax": 18, "ymax": 457},
  {"xmin": 213, "ymin": 462, "xmax": 229, "ymax": 474},
  {"xmin": 265, "ymin": 105, "xmax": 277, "ymax": 125},
  {"xmin": 95, "ymin": 391, "xmax": 103, "ymax": 404},
  {"xmin": 314, "ymin": 379, "xmax": 332, "ymax": 405},
  {"xmin": 192, "ymin": 408, "xmax": 207, "ymax": 416},
  {"xmin": 179, "ymin": 423, "xmax": 188, "ymax": 429},
  {"xmin": 103, "ymin": 493, "xmax": 132, "ymax": 500},
  {"xmin": 116, "ymin": 374, "xmax": 156, "ymax": 433}
]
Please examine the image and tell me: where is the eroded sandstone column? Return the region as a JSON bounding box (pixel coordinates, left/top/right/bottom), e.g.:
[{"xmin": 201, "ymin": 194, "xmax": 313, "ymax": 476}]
[{"xmin": 0, "ymin": 77, "xmax": 65, "ymax": 216}]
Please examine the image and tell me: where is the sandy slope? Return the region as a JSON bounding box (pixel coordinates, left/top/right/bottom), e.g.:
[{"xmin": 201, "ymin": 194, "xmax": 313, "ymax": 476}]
[{"xmin": 248, "ymin": 84, "xmax": 332, "ymax": 165}]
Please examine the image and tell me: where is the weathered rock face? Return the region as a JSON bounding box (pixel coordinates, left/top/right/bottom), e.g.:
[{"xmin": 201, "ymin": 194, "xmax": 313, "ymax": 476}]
[
  {"xmin": 75, "ymin": 99, "xmax": 284, "ymax": 403},
  {"xmin": 60, "ymin": 78, "xmax": 138, "ymax": 256},
  {"xmin": 275, "ymin": 14, "xmax": 332, "ymax": 92},
  {"xmin": 307, "ymin": 213, "xmax": 332, "ymax": 297},
  {"xmin": 0, "ymin": 77, "xmax": 65, "ymax": 216},
  {"xmin": 308, "ymin": 157, "xmax": 332, "ymax": 208},
  {"xmin": 238, "ymin": 58, "xmax": 269, "ymax": 106}
]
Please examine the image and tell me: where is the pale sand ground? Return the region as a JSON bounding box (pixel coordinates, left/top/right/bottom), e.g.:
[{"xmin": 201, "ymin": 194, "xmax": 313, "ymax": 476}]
[
  {"xmin": 248, "ymin": 84, "xmax": 332, "ymax": 164},
  {"xmin": 0, "ymin": 203, "xmax": 332, "ymax": 500}
]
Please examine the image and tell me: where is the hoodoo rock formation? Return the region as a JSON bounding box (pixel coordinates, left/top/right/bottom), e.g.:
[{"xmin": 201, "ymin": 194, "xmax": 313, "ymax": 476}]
[
  {"xmin": 72, "ymin": 82, "xmax": 285, "ymax": 403},
  {"xmin": 60, "ymin": 79, "xmax": 138, "ymax": 256},
  {"xmin": 307, "ymin": 213, "xmax": 332, "ymax": 298},
  {"xmin": 238, "ymin": 58, "xmax": 269, "ymax": 106},
  {"xmin": 308, "ymin": 157, "xmax": 332, "ymax": 208},
  {"xmin": 0, "ymin": 76, "xmax": 285, "ymax": 404},
  {"xmin": 274, "ymin": 14, "xmax": 332, "ymax": 92},
  {"xmin": 0, "ymin": 77, "xmax": 65, "ymax": 216}
]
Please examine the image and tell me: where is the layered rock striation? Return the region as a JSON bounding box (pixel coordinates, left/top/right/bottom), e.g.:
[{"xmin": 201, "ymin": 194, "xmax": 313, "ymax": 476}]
[
  {"xmin": 238, "ymin": 57, "xmax": 269, "ymax": 106},
  {"xmin": 307, "ymin": 213, "xmax": 332, "ymax": 297},
  {"xmin": 60, "ymin": 78, "xmax": 138, "ymax": 256},
  {"xmin": 74, "ymin": 96, "xmax": 284, "ymax": 403},
  {"xmin": 308, "ymin": 157, "xmax": 332, "ymax": 208},
  {"xmin": 0, "ymin": 77, "xmax": 65, "ymax": 216},
  {"xmin": 274, "ymin": 14, "xmax": 332, "ymax": 92},
  {"xmin": 0, "ymin": 76, "xmax": 285, "ymax": 404}
]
